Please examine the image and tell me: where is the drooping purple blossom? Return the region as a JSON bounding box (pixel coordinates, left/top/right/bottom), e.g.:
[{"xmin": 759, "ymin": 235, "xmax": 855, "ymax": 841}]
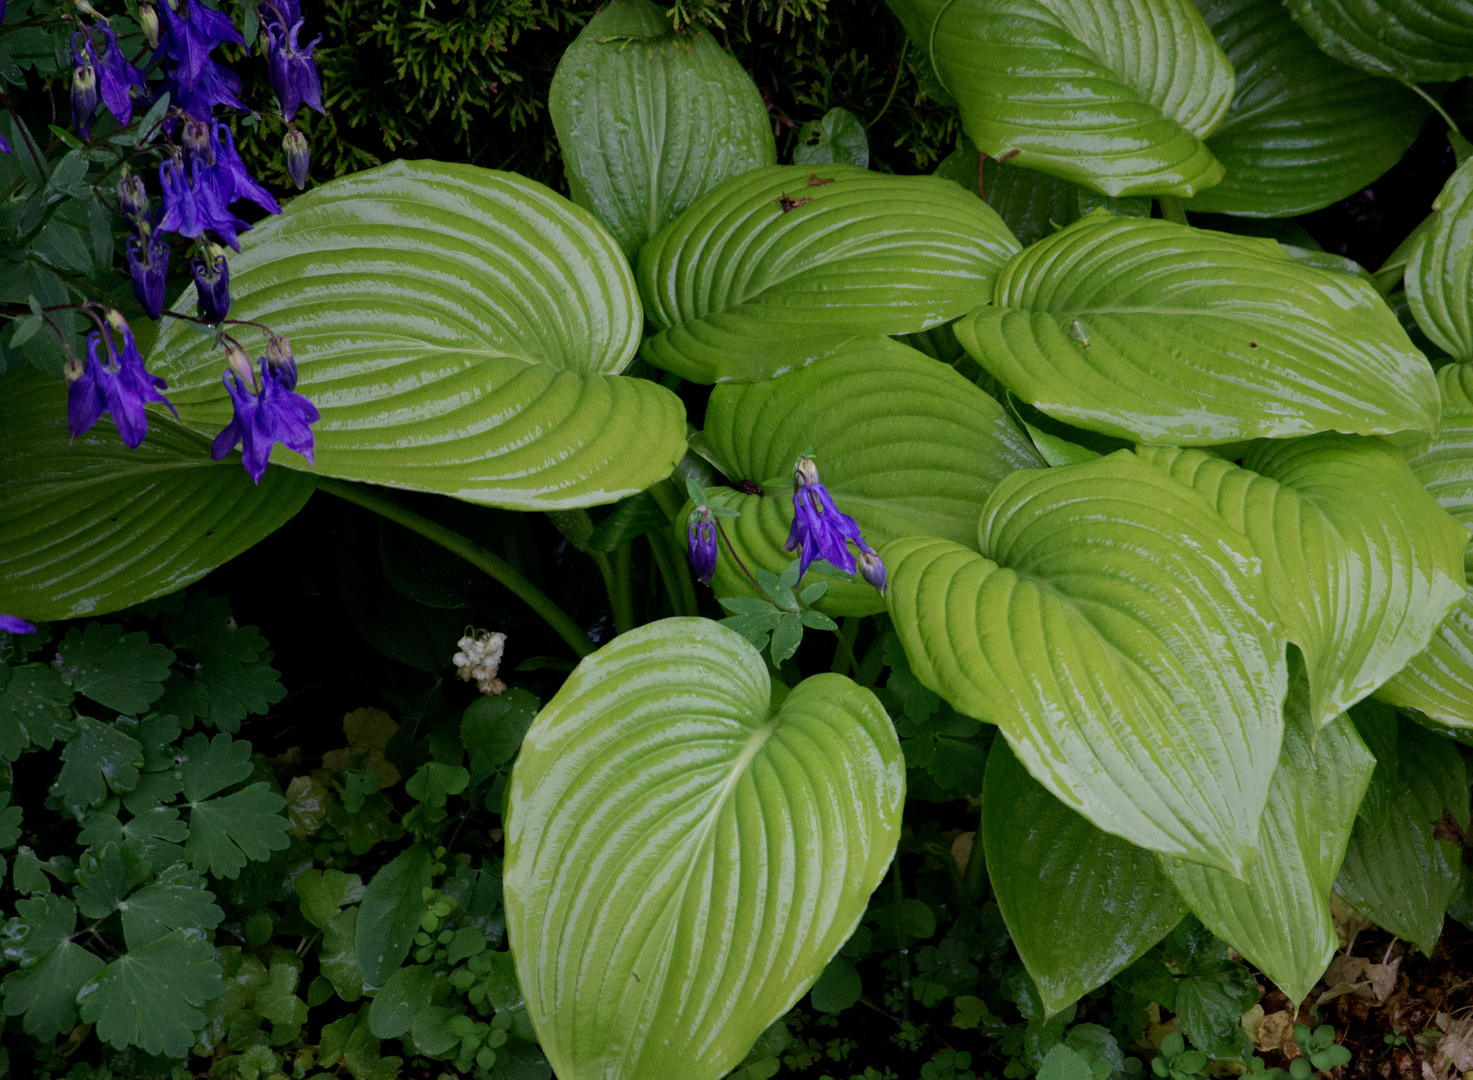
[
  {"xmin": 264, "ymin": 14, "xmax": 322, "ymax": 120},
  {"xmin": 209, "ymin": 121, "xmax": 280, "ymax": 213},
  {"xmin": 212, "ymin": 354, "xmax": 320, "ymax": 483},
  {"xmin": 191, "ymin": 248, "xmax": 231, "ymax": 322},
  {"xmin": 0, "ymin": 616, "xmax": 37, "ymax": 636},
  {"xmin": 66, "ymin": 318, "xmax": 174, "ymax": 447},
  {"xmin": 783, "ymin": 455, "xmax": 881, "ymax": 583},
  {"xmin": 71, "ymin": 37, "xmax": 99, "ymax": 138},
  {"xmin": 65, "ymin": 344, "xmax": 109, "ymax": 439},
  {"xmin": 158, "ymin": 157, "xmax": 247, "ymax": 249},
  {"xmin": 687, "ymin": 507, "xmax": 718, "ymax": 584},
  {"xmin": 90, "ymin": 25, "xmax": 147, "ymax": 127},
  {"xmin": 156, "ymin": 0, "xmax": 247, "ymax": 118},
  {"xmin": 126, "ymin": 232, "xmax": 169, "ymax": 319},
  {"xmin": 108, "ymin": 312, "xmax": 175, "ymax": 421}
]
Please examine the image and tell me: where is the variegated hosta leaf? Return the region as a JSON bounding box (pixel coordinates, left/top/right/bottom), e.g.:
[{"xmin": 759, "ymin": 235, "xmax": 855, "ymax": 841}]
[
  {"xmin": 983, "ymin": 738, "xmax": 1187, "ymax": 1016},
  {"xmin": 680, "ymin": 338, "xmax": 1044, "ymax": 615},
  {"xmin": 955, "ymin": 213, "xmax": 1439, "ymax": 445},
  {"xmin": 1379, "ymin": 363, "xmax": 1473, "ymax": 727},
  {"xmin": 0, "ymin": 370, "xmax": 315, "ymax": 621},
  {"xmin": 1185, "ymin": 0, "xmax": 1428, "ymax": 217},
  {"xmin": 1283, "ymin": 0, "xmax": 1473, "ymax": 83},
  {"xmin": 504, "ymin": 618, "xmax": 904, "ymax": 1080},
  {"xmin": 886, "ymin": 0, "xmax": 1234, "ymax": 198},
  {"xmin": 1162, "ymin": 679, "xmax": 1374, "ymax": 1004},
  {"xmin": 149, "ymin": 160, "xmax": 686, "ymax": 510},
  {"xmin": 549, "ymin": 0, "xmax": 776, "ymax": 256},
  {"xmin": 636, "ymin": 164, "xmax": 1020, "ymax": 383},
  {"xmin": 1407, "ymin": 156, "xmax": 1473, "ymax": 364},
  {"xmin": 1136, "ymin": 436, "xmax": 1466, "ymax": 728},
  {"xmin": 884, "ymin": 452, "xmax": 1288, "ymax": 873}
]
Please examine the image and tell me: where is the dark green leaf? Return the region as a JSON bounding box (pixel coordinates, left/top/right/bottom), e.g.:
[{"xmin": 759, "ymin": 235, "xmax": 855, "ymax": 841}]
[
  {"xmin": 0, "ymin": 661, "xmax": 74, "ymax": 759},
  {"xmin": 79, "ymin": 929, "xmax": 223, "ymax": 1056},
  {"xmin": 119, "ymin": 864, "xmax": 223, "ymax": 949},
  {"xmin": 186, "ymin": 783, "xmax": 290, "ymax": 879},
  {"xmin": 368, "ymin": 963, "xmax": 439, "ymax": 1039},
  {"xmin": 295, "ymin": 868, "xmax": 366, "ymax": 930},
  {"xmin": 53, "ymin": 622, "xmax": 174, "ymax": 714},
  {"xmin": 355, "ymin": 843, "xmax": 433, "ymax": 985},
  {"xmin": 809, "ymin": 955, "xmax": 862, "ymax": 1014},
  {"xmin": 178, "ymin": 731, "xmax": 253, "ymax": 801},
  {"xmin": 50, "ymin": 716, "xmax": 145, "ymax": 818},
  {"xmin": 164, "ymin": 596, "xmax": 285, "ymax": 733},
  {"xmin": 461, "ymin": 688, "xmax": 540, "ymax": 768},
  {"xmin": 1, "ymin": 896, "xmax": 102, "ymax": 1041},
  {"xmin": 794, "ymin": 107, "xmax": 870, "ymax": 169}
]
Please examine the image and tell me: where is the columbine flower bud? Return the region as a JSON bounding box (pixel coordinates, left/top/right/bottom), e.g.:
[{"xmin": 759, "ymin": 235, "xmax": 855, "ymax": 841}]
[
  {"xmin": 283, "ymin": 127, "xmax": 309, "ymax": 189},
  {"xmin": 138, "ymin": 3, "xmax": 160, "ymax": 47},
  {"xmin": 856, "ymin": 550, "xmax": 887, "ymax": 595},
  {"xmin": 75, "ymin": 0, "xmax": 102, "ymax": 17},
  {"xmin": 71, "ymin": 43, "xmax": 98, "ymax": 138},
  {"xmin": 265, "ymin": 335, "xmax": 298, "ymax": 390},
  {"xmin": 794, "ymin": 454, "xmax": 821, "ymax": 488},
  {"xmin": 224, "ymin": 339, "xmax": 254, "ymax": 388},
  {"xmin": 687, "ymin": 506, "xmax": 718, "ymax": 584},
  {"xmin": 117, "ymin": 171, "xmax": 148, "ymax": 219}
]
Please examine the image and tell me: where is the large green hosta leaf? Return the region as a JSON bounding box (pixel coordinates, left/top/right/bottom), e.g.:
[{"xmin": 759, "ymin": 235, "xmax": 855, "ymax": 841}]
[
  {"xmin": 1184, "ymin": 0, "xmax": 1427, "ymax": 217},
  {"xmin": 983, "ymin": 739, "xmax": 1187, "ymax": 1016},
  {"xmin": 1336, "ymin": 705, "xmax": 1469, "ymax": 952},
  {"xmin": 680, "ymin": 338, "xmax": 1044, "ymax": 615},
  {"xmin": 0, "ymin": 371, "xmax": 315, "ymax": 621},
  {"xmin": 1407, "ymin": 157, "xmax": 1473, "ymax": 364},
  {"xmin": 955, "ymin": 213, "xmax": 1439, "ymax": 445},
  {"xmin": 1136, "ymin": 437, "xmax": 1466, "ymax": 728},
  {"xmin": 636, "ymin": 164, "xmax": 1019, "ymax": 383},
  {"xmin": 1162, "ymin": 685, "xmax": 1374, "ymax": 1004},
  {"xmin": 886, "ymin": 0, "xmax": 1234, "ymax": 198},
  {"xmin": 549, "ymin": 0, "xmax": 776, "ymax": 256},
  {"xmin": 884, "ymin": 452, "xmax": 1288, "ymax": 873},
  {"xmin": 149, "ymin": 160, "xmax": 686, "ymax": 510},
  {"xmin": 1379, "ymin": 363, "xmax": 1473, "ymax": 727},
  {"xmin": 1284, "ymin": 0, "xmax": 1473, "ymax": 82},
  {"xmin": 504, "ymin": 618, "xmax": 904, "ymax": 1080}
]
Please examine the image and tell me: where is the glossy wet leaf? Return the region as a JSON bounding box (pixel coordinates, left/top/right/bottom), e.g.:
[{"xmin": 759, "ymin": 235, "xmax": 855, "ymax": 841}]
[
  {"xmin": 1378, "ymin": 363, "xmax": 1473, "ymax": 727},
  {"xmin": 119, "ymin": 865, "xmax": 224, "ymax": 949},
  {"xmin": 505, "ymin": 617, "xmax": 904, "ymax": 1080},
  {"xmin": 884, "ymin": 452, "xmax": 1287, "ymax": 873},
  {"xmin": 1136, "ymin": 437, "xmax": 1466, "ymax": 728},
  {"xmin": 681, "ymin": 338, "xmax": 1043, "ymax": 615},
  {"xmin": 0, "ymin": 662, "xmax": 75, "ymax": 761},
  {"xmin": 1407, "ymin": 156, "xmax": 1473, "ymax": 364},
  {"xmin": 886, "ymin": 0, "xmax": 1234, "ymax": 197},
  {"xmin": 955, "ymin": 213, "xmax": 1438, "ymax": 445},
  {"xmin": 636, "ymin": 164, "xmax": 1019, "ymax": 382},
  {"xmin": 549, "ymin": 0, "xmax": 775, "ymax": 256},
  {"xmin": 52, "ymin": 717, "xmax": 144, "ymax": 818},
  {"xmin": 1283, "ymin": 0, "xmax": 1473, "ymax": 82},
  {"xmin": 78, "ymin": 929, "xmax": 223, "ymax": 1057},
  {"xmin": 53, "ymin": 622, "xmax": 174, "ymax": 715},
  {"xmin": 1336, "ymin": 709, "xmax": 1468, "ymax": 951},
  {"xmin": 983, "ymin": 739, "xmax": 1186, "ymax": 1016},
  {"xmin": 793, "ymin": 107, "xmax": 869, "ymax": 169},
  {"xmin": 1162, "ymin": 685, "xmax": 1373, "ymax": 1005},
  {"xmin": 0, "ymin": 895, "xmax": 103, "ymax": 1041},
  {"xmin": 0, "ymin": 370, "xmax": 315, "ymax": 622},
  {"xmin": 1184, "ymin": 0, "xmax": 1427, "ymax": 217},
  {"xmin": 150, "ymin": 160, "xmax": 686, "ymax": 510}
]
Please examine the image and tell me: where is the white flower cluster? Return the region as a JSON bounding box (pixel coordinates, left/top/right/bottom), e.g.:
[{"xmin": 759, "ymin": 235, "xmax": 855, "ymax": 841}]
[{"xmin": 453, "ymin": 629, "xmax": 507, "ymax": 696}]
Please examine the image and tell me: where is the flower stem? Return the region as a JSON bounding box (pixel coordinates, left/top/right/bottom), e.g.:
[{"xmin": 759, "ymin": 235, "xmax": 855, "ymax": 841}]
[
  {"xmin": 609, "ymin": 542, "xmax": 635, "ymax": 635},
  {"xmin": 1157, "ymin": 195, "xmax": 1188, "ymax": 225},
  {"xmin": 831, "ymin": 616, "xmax": 861, "ymax": 675},
  {"xmin": 317, "ymin": 477, "xmax": 594, "ymax": 658}
]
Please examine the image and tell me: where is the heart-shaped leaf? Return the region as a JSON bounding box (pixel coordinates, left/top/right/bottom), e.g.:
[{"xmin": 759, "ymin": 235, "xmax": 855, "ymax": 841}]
[
  {"xmin": 955, "ymin": 213, "xmax": 1439, "ymax": 445},
  {"xmin": 0, "ymin": 370, "xmax": 315, "ymax": 621},
  {"xmin": 680, "ymin": 338, "xmax": 1043, "ymax": 615},
  {"xmin": 1136, "ymin": 436, "xmax": 1466, "ymax": 728},
  {"xmin": 1407, "ymin": 156, "xmax": 1473, "ymax": 364},
  {"xmin": 1283, "ymin": 0, "xmax": 1473, "ymax": 83},
  {"xmin": 149, "ymin": 160, "xmax": 686, "ymax": 510},
  {"xmin": 884, "ymin": 452, "xmax": 1288, "ymax": 873},
  {"xmin": 1162, "ymin": 680, "xmax": 1374, "ymax": 1004},
  {"xmin": 1336, "ymin": 704, "xmax": 1469, "ymax": 951},
  {"xmin": 886, "ymin": 0, "xmax": 1235, "ymax": 197},
  {"xmin": 504, "ymin": 617, "xmax": 904, "ymax": 1080},
  {"xmin": 1184, "ymin": 0, "xmax": 1428, "ymax": 217},
  {"xmin": 983, "ymin": 738, "xmax": 1187, "ymax": 1016},
  {"xmin": 549, "ymin": 0, "xmax": 776, "ymax": 256},
  {"xmin": 636, "ymin": 164, "xmax": 1019, "ymax": 383},
  {"xmin": 1378, "ymin": 363, "xmax": 1473, "ymax": 728}
]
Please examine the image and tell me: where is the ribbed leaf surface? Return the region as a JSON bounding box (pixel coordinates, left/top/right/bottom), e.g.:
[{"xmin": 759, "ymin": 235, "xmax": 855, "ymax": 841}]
[
  {"xmin": 1284, "ymin": 0, "xmax": 1473, "ymax": 82},
  {"xmin": 504, "ymin": 618, "xmax": 904, "ymax": 1080},
  {"xmin": 549, "ymin": 0, "xmax": 776, "ymax": 256},
  {"xmin": 1163, "ymin": 689, "xmax": 1373, "ymax": 1004},
  {"xmin": 682, "ymin": 339, "xmax": 1043, "ymax": 615},
  {"xmin": 1185, "ymin": 0, "xmax": 1427, "ymax": 217},
  {"xmin": 1378, "ymin": 363, "xmax": 1473, "ymax": 727},
  {"xmin": 1407, "ymin": 157, "xmax": 1473, "ymax": 364},
  {"xmin": 1137, "ymin": 437, "xmax": 1466, "ymax": 728},
  {"xmin": 0, "ymin": 371, "xmax": 315, "ymax": 621},
  {"xmin": 884, "ymin": 452, "xmax": 1288, "ymax": 873},
  {"xmin": 983, "ymin": 739, "xmax": 1186, "ymax": 1016},
  {"xmin": 955, "ymin": 213, "xmax": 1439, "ymax": 444},
  {"xmin": 636, "ymin": 165, "xmax": 1019, "ymax": 383},
  {"xmin": 149, "ymin": 160, "xmax": 686, "ymax": 510},
  {"xmin": 886, "ymin": 0, "xmax": 1234, "ymax": 197}
]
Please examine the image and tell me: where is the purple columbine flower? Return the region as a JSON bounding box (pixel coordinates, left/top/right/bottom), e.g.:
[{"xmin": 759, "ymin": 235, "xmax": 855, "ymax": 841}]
[
  {"xmin": 191, "ymin": 247, "xmax": 231, "ymax": 323},
  {"xmin": 156, "ymin": 0, "xmax": 247, "ymax": 118},
  {"xmin": 212, "ymin": 351, "xmax": 320, "ymax": 483},
  {"xmin": 158, "ymin": 157, "xmax": 247, "ymax": 249},
  {"xmin": 209, "ymin": 121, "xmax": 281, "ymax": 213},
  {"xmin": 0, "ymin": 616, "xmax": 37, "ymax": 636},
  {"xmin": 283, "ymin": 127, "xmax": 309, "ymax": 189},
  {"xmin": 265, "ymin": 16, "xmax": 322, "ymax": 121},
  {"xmin": 126, "ymin": 231, "xmax": 169, "ymax": 319},
  {"xmin": 687, "ymin": 506, "xmax": 718, "ymax": 584},
  {"xmin": 90, "ymin": 25, "xmax": 147, "ymax": 127},
  {"xmin": 0, "ymin": 134, "xmax": 10, "ymax": 155},
  {"xmin": 783, "ymin": 454, "xmax": 880, "ymax": 580},
  {"xmin": 108, "ymin": 310, "xmax": 174, "ymax": 420},
  {"xmin": 65, "ymin": 343, "xmax": 109, "ymax": 439},
  {"xmin": 71, "ymin": 37, "xmax": 99, "ymax": 138}
]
